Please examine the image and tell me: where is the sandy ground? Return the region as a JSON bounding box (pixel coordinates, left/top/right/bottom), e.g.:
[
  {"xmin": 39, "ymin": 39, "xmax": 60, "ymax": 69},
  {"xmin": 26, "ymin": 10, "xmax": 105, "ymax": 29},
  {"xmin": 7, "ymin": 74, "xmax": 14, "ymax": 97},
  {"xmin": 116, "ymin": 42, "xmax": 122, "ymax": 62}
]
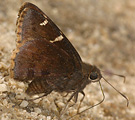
[{"xmin": 0, "ymin": 0, "xmax": 135, "ymax": 120}]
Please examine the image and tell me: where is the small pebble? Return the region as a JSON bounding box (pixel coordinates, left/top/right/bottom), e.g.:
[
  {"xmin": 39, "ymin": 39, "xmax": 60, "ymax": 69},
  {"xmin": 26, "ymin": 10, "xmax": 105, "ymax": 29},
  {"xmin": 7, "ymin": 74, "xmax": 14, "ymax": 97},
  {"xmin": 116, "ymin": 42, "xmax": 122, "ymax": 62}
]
[
  {"xmin": 32, "ymin": 95, "xmax": 42, "ymax": 103},
  {"xmin": 56, "ymin": 102, "xmax": 65, "ymax": 108},
  {"xmin": 3, "ymin": 99, "xmax": 8, "ymax": 106},
  {"xmin": 0, "ymin": 84, "xmax": 8, "ymax": 92},
  {"xmin": 34, "ymin": 107, "xmax": 41, "ymax": 114},
  {"xmin": 20, "ymin": 100, "xmax": 29, "ymax": 108},
  {"xmin": 1, "ymin": 116, "xmax": 9, "ymax": 120},
  {"xmin": 0, "ymin": 62, "xmax": 8, "ymax": 69},
  {"xmin": 46, "ymin": 116, "xmax": 51, "ymax": 120}
]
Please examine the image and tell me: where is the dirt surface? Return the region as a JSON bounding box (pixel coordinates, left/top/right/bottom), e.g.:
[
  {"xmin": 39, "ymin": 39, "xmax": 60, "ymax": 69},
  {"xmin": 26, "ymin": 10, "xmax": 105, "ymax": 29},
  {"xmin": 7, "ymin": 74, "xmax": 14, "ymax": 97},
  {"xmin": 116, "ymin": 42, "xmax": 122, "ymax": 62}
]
[{"xmin": 0, "ymin": 0, "xmax": 135, "ymax": 120}]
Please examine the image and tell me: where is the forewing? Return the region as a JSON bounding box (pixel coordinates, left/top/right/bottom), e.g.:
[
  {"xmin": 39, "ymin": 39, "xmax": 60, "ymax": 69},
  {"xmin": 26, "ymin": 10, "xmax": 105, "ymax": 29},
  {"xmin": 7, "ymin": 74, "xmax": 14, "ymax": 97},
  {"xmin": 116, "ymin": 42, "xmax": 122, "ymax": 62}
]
[{"xmin": 10, "ymin": 2, "xmax": 82, "ymax": 82}]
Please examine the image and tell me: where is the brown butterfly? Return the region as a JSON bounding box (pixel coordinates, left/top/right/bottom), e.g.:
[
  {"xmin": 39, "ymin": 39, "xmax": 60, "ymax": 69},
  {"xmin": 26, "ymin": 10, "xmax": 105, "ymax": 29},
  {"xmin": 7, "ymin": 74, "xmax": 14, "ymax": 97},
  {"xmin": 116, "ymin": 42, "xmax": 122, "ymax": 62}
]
[{"xmin": 10, "ymin": 2, "xmax": 128, "ymax": 119}]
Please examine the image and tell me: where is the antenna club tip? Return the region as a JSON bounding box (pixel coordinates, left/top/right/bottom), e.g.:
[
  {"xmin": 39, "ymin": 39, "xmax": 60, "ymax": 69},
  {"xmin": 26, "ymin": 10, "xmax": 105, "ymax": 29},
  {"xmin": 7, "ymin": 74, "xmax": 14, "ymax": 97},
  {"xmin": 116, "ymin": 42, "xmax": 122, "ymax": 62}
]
[
  {"xmin": 127, "ymin": 103, "xmax": 129, "ymax": 107},
  {"xmin": 126, "ymin": 98, "xmax": 129, "ymax": 107},
  {"xmin": 124, "ymin": 78, "xmax": 126, "ymax": 83}
]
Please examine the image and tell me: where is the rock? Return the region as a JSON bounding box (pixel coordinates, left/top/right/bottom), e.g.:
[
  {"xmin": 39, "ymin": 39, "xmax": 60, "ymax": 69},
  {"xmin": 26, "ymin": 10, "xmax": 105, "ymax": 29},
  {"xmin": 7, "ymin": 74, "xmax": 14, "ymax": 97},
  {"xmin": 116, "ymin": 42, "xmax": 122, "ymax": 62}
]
[
  {"xmin": 34, "ymin": 107, "xmax": 41, "ymax": 114},
  {"xmin": 0, "ymin": 84, "xmax": 8, "ymax": 92},
  {"xmin": 20, "ymin": 100, "xmax": 29, "ymax": 108}
]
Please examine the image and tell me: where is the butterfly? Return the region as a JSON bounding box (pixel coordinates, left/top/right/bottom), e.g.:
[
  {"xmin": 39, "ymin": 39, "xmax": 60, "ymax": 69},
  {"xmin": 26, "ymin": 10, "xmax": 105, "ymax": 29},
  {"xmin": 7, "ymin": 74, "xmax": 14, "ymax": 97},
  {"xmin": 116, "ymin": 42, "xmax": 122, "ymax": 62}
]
[{"xmin": 10, "ymin": 2, "xmax": 128, "ymax": 118}]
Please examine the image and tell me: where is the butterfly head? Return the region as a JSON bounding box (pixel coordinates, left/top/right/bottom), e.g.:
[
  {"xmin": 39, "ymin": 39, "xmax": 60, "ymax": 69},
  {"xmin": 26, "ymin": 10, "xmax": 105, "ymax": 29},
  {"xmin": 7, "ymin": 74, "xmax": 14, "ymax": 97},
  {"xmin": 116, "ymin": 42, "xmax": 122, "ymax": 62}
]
[{"xmin": 89, "ymin": 65, "xmax": 102, "ymax": 83}]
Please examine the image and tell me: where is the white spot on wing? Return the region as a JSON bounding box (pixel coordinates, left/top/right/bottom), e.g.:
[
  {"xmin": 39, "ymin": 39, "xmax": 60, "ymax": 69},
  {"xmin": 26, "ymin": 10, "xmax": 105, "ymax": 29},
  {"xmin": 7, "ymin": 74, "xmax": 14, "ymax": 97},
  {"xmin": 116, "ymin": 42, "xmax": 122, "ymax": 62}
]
[
  {"xmin": 40, "ymin": 19, "xmax": 48, "ymax": 26},
  {"xmin": 50, "ymin": 35, "xmax": 64, "ymax": 43}
]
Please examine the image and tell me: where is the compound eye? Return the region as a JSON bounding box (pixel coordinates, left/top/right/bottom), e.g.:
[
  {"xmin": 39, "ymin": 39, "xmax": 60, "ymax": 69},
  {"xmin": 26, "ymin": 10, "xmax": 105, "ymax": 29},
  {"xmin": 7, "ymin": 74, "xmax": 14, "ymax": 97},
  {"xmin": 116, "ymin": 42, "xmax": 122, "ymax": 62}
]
[{"xmin": 90, "ymin": 72, "xmax": 98, "ymax": 80}]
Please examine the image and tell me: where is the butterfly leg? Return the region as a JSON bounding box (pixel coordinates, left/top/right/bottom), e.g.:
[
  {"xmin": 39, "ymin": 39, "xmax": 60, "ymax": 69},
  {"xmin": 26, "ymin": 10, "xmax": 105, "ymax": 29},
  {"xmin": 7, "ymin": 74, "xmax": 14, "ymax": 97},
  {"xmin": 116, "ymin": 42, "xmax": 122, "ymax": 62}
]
[
  {"xmin": 54, "ymin": 98, "xmax": 63, "ymax": 115},
  {"xmin": 68, "ymin": 92, "xmax": 78, "ymax": 108},
  {"xmin": 77, "ymin": 91, "xmax": 85, "ymax": 113},
  {"xmin": 67, "ymin": 91, "xmax": 85, "ymax": 113},
  {"xmin": 59, "ymin": 91, "xmax": 78, "ymax": 118}
]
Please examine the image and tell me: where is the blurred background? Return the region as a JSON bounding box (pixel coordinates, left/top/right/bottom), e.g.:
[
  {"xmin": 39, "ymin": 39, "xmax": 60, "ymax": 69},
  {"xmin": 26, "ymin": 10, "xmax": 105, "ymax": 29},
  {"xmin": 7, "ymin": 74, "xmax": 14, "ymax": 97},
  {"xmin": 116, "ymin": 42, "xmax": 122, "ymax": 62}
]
[{"xmin": 0, "ymin": 0, "xmax": 135, "ymax": 120}]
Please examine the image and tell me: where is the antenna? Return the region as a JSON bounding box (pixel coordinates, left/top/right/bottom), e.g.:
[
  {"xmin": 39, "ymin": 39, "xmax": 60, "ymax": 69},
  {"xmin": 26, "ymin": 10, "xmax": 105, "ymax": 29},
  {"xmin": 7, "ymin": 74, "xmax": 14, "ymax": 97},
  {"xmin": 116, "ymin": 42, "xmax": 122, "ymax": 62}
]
[
  {"xmin": 102, "ymin": 70, "xmax": 126, "ymax": 83},
  {"xmin": 102, "ymin": 76, "xmax": 129, "ymax": 107}
]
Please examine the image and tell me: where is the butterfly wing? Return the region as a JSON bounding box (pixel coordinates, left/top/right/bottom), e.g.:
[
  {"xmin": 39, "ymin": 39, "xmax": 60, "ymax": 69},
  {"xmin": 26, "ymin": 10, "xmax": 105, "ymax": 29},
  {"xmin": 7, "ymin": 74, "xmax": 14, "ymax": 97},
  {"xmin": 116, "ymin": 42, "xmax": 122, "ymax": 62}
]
[{"xmin": 10, "ymin": 2, "xmax": 82, "ymax": 94}]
